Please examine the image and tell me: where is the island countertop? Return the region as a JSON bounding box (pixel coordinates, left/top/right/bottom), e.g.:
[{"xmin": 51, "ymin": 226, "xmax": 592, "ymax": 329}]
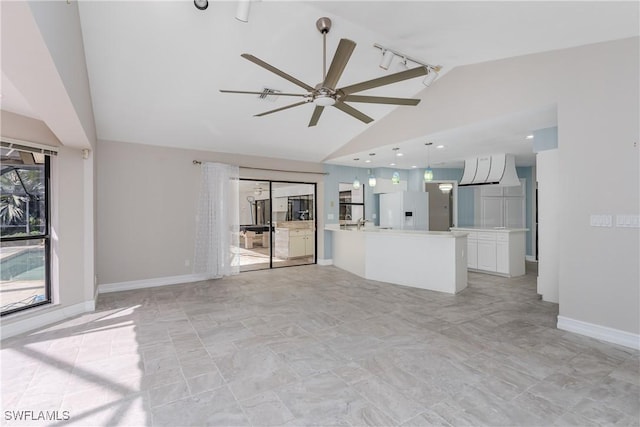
[{"xmin": 325, "ymin": 224, "xmax": 468, "ymax": 238}]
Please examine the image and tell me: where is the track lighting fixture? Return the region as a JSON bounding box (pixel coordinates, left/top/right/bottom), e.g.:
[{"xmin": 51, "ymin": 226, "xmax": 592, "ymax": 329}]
[
  {"xmin": 423, "ymin": 69, "xmax": 438, "ymax": 87},
  {"xmin": 374, "ymin": 43, "xmax": 441, "ymax": 84},
  {"xmin": 194, "ymin": 0, "xmax": 208, "ymax": 10},
  {"xmin": 236, "ymin": 0, "xmax": 251, "ymax": 22},
  {"xmin": 379, "ymin": 50, "xmax": 394, "ymax": 70}
]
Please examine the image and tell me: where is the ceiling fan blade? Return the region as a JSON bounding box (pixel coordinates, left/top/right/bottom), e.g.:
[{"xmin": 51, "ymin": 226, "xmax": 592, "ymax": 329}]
[
  {"xmin": 339, "ymin": 66, "xmax": 428, "ymax": 95},
  {"xmin": 254, "ymin": 100, "xmax": 308, "ymax": 117},
  {"xmin": 241, "ymin": 54, "xmax": 315, "ymax": 92},
  {"xmin": 308, "ymin": 106, "xmax": 324, "ymax": 127},
  {"xmin": 333, "ymin": 102, "xmax": 374, "ymax": 124},
  {"xmin": 323, "ymin": 38, "xmax": 356, "ymax": 90},
  {"xmin": 342, "ymin": 95, "xmax": 421, "ymax": 106},
  {"xmin": 220, "ymin": 90, "xmax": 307, "ymax": 97}
]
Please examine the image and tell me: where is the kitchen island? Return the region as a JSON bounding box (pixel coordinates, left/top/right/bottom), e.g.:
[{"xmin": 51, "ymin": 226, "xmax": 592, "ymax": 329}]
[{"xmin": 326, "ymin": 225, "xmax": 468, "ymax": 294}]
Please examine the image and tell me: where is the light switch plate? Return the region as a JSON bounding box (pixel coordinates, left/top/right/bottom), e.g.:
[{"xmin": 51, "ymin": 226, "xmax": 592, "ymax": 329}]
[
  {"xmin": 328, "ymin": 213, "xmax": 334, "ymax": 220},
  {"xmin": 590, "ymin": 214, "xmax": 613, "ymax": 227},
  {"xmin": 616, "ymin": 214, "xmax": 640, "ymax": 228}
]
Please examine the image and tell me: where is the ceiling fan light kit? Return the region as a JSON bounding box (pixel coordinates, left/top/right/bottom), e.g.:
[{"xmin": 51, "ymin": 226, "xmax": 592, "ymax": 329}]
[{"xmin": 220, "ymin": 17, "xmax": 436, "ymax": 127}]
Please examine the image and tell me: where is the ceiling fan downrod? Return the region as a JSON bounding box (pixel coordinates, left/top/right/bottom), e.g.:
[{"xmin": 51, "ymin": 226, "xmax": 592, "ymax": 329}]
[{"xmin": 316, "ymin": 17, "xmax": 332, "ymax": 82}]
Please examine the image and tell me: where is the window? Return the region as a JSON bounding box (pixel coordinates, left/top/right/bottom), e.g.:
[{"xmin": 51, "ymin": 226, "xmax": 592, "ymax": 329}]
[
  {"xmin": 1, "ymin": 147, "xmax": 51, "ymax": 315},
  {"xmin": 338, "ymin": 182, "xmax": 364, "ymax": 223}
]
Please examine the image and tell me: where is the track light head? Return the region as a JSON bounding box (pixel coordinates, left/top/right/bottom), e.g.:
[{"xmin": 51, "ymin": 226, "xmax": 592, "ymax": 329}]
[
  {"xmin": 194, "ymin": 0, "xmax": 208, "ymax": 10},
  {"xmin": 236, "ymin": 0, "xmax": 251, "ymax": 22},
  {"xmin": 423, "ymin": 68, "xmax": 438, "ymax": 86},
  {"xmin": 379, "ymin": 50, "xmax": 394, "ymax": 70}
]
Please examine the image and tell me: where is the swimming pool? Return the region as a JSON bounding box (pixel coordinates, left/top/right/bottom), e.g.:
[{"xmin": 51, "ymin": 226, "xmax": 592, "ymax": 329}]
[{"xmin": 0, "ymin": 247, "xmax": 45, "ymax": 281}]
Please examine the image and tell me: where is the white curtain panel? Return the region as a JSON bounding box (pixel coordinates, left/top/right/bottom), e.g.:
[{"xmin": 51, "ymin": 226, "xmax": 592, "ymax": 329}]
[{"xmin": 194, "ymin": 162, "xmax": 240, "ymax": 279}]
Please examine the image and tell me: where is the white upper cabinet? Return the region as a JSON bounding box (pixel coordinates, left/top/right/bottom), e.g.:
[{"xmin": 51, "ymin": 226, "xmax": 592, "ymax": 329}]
[{"xmin": 479, "ymin": 179, "xmax": 526, "ymax": 228}]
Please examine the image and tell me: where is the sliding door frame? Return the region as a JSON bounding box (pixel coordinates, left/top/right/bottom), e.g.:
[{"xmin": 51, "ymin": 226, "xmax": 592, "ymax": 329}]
[{"xmin": 239, "ymin": 178, "xmax": 317, "ymax": 271}]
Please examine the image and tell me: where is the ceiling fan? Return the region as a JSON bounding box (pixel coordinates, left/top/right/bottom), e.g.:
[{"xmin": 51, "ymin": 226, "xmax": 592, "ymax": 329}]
[{"xmin": 220, "ymin": 17, "xmax": 431, "ymax": 127}]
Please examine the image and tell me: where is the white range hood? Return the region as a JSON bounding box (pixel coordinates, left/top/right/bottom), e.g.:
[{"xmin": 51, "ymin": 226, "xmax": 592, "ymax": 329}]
[{"xmin": 459, "ymin": 154, "xmax": 521, "ymax": 187}]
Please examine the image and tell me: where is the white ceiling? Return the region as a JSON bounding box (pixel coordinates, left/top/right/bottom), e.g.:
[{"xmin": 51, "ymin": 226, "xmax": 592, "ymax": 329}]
[
  {"xmin": 327, "ymin": 104, "xmax": 558, "ymax": 169},
  {"xmin": 4, "ymin": 1, "xmax": 638, "ymax": 167}
]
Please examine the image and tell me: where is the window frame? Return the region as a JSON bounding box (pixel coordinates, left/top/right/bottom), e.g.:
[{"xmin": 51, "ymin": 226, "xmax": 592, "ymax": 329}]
[{"xmin": 0, "ymin": 154, "xmax": 52, "ymax": 316}]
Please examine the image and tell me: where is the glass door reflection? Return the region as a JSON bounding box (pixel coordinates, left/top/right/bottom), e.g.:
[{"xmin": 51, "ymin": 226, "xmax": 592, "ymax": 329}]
[{"xmin": 238, "ymin": 180, "xmax": 271, "ymax": 272}]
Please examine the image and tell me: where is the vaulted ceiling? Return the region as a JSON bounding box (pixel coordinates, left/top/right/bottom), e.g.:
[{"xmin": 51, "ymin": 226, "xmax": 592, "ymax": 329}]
[{"xmin": 3, "ymin": 1, "xmax": 639, "ymax": 167}]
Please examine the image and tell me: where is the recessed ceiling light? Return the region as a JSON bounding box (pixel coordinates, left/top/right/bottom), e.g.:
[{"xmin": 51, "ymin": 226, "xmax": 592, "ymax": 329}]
[
  {"xmin": 436, "ymin": 145, "xmax": 445, "ymax": 149},
  {"xmin": 525, "ymin": 135, "xmax": 534, "ymax": 140},
  {"xmin": 390, "ymin": 163, "xmax": 396, "ymax": 166},
  {"xmin": 365, "ymin": 159, "xmax": 371, "ymax": 163},
  {"xmin": 411, "ymin": 165, "xmax": 417, "ymax": 168},
  {"xmin": 396, "ymin": 152, "xmax": 404, "ymax": 157}
]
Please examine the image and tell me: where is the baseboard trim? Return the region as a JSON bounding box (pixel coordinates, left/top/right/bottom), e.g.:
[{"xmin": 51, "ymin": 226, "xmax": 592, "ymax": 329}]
[
  {"xmin": 1, "ymin": 301, "xmax": 92, "ymax": 340},
  {"xmin": 557, "ymin": 315, "xmax": 640, "ymax": 350},
  {"xmin": 98, "ymin": 273, "xmax": 212, "ymax": 294},
  {"xmin": 317, "ymin": 258, "xmax": 333, "ymax": 266}
]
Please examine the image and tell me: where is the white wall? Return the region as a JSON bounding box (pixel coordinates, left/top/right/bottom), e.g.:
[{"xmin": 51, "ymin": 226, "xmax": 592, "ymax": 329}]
[
  {"xmin": 97, "ymin": 140, "xmax": 325, "ymax": 285},
  {"xmin": 331, "ymin": 37, "xmax": 640, "ymax": 337},
  {"xmin": 1, "ymin": 2, "xmax": 98, "ymax": 337},
  {"xmin": 536, "ymin": 150, "xmax": 559, "ymax": 303}
]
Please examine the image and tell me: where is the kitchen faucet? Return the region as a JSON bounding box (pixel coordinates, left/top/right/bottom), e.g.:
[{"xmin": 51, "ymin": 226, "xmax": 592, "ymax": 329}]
[{"xmin": 356, "ymin": 217, "xmax": 369, "ymax": 230}]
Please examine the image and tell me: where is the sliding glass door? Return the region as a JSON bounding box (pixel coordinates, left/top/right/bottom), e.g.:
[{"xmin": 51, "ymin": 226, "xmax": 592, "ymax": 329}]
[
  {"xmin": 271, "ymin": 182, "xmax": 315, "ymax": 268},
  {"xmin": 237, "ymin": 179, "xmax": 316, "ymax": 272}
]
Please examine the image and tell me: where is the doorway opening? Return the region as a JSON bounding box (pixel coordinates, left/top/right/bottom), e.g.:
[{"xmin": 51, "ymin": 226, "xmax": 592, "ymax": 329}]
[
  {"xmin": 238, "ymin": 179, "xmax": 316, "ymax": 272},
  {"xmin": 425, "ymin": 182, "xmax": 456, "ymax": 231}
]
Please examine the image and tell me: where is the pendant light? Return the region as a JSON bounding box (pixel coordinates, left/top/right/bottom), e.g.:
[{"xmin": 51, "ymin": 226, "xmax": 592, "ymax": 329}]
[
  {"xmin": 353, "ymin": 177, "xmax": 361, "ymax": 189},
  {"xmin": 392, "ymin": 171, "xmax": 400, "ymax": 184},
  {"xmin": 352, "ymin": 157, "xmax": 361, "ymax": 189},
  {"xmin": 367, "ymin": 169, "xmax": 377, "ymax": 187},
  {"xmin": 424, "ymin": 142, "xmax": 434, "ymax": 182}
]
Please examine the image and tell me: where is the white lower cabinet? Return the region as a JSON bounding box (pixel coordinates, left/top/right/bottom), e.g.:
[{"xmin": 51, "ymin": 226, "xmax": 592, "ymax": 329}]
[
  {"xmin": 451, "ymin": 227, "xmax": 526, "ymax": 277},
  {"xmin": 496, "ymin": 241, "xmax": 509, "ymax": 274},
  {"xmin": 467, "ymin": 240, "xmax": 478, "ymax": 269},
  {"xmin": 477, "ymin": 239, "xmax": 497, "ymax": 271},
  {"xmin": 275, "ymin": 228, "xmax": 314, "ymax": 259}
]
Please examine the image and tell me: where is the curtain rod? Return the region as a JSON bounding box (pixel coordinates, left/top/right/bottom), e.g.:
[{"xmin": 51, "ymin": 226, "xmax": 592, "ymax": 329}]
[{"xmin": 192, "ymin": 160, "xmax": 329, "ymax": 176}]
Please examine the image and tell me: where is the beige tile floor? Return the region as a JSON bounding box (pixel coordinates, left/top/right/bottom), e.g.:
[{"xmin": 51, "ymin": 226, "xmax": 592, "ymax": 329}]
[{"xmin": 1, "ymin": 265, "xmax": 638, "ymax": 426}]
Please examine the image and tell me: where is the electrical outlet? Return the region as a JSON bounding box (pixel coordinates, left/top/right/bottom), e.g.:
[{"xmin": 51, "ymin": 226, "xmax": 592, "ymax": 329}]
[
  {"xmin": 185, "ymin": 259, "xmax": 191, "ymax": 267},
  {"xmin": 328, "ymin": 213, "xmax": 334, "ymax": 220}
]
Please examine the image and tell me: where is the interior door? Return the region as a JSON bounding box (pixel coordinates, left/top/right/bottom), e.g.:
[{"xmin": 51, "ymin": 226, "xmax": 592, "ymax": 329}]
[{"xmin": 425, "ymin": 183, "xmax": 452, "ymax": 231}]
